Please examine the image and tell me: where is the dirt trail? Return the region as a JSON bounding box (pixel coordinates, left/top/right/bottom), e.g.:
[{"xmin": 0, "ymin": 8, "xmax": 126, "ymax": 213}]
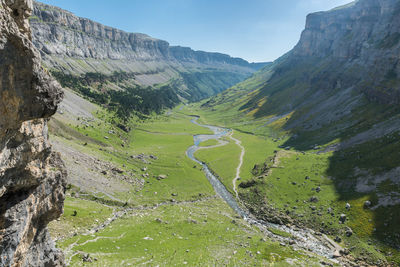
[{"xmin": 228, "ymin": 131, "xmax": 245, "ymax": 198}]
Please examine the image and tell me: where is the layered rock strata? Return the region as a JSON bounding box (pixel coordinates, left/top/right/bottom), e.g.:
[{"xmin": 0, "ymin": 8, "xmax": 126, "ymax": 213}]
[{"xmin": 0, "ymin": 0, "xmax": 66, "ymax": 266}]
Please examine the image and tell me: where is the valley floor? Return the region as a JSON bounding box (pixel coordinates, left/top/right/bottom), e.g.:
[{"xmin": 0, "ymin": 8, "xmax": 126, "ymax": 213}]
[
  {"xmin": 182, "ymin": 102, "xmax": 400, "ymax": 266},
  {"xmin": 48, "ymin": 95, "xmax": 331, "ymax": 266},
  {"xmin": 48, "ymin": 89, "xmax": 399, "ymax": 266}
]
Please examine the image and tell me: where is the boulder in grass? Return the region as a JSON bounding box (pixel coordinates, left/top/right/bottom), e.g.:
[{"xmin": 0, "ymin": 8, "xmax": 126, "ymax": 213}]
[
  {"xmin": 339, "ymin": 214, "xmax": 346, "ymax": 223},
  {"xmin": 345, "ymin": 227, "xmax": 353, "ymax": 237},
  {"xmin": 157, "ymin": 174, "xmax": 167, "ymax": 180}
]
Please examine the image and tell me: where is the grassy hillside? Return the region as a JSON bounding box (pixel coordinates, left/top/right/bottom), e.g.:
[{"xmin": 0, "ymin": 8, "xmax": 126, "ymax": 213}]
[{"xmin": 181, "ymin": 61, "xmax": 400, "ymax": 265}]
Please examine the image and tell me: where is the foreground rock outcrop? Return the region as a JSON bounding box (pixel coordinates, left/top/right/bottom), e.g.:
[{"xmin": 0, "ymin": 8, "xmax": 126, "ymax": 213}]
[{"xmin": 0, "ymin": 0, "xmax": 66, "ymax": 266}]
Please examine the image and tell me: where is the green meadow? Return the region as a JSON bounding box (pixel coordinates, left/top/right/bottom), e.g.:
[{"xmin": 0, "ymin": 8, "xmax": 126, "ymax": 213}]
[
  {"xmin": 49, "ymin": 106, "xmax": 327, "ymax": 266},
  {"xmin": 178, "ymin": 102, "xmax": 400, "ymax": 265}
]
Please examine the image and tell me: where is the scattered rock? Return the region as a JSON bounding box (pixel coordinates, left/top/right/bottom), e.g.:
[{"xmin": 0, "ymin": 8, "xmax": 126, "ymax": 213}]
[
  {"xmin": 143, "ymin": 237, "xmax": 153, "ymax": 240},
  {"xmin": 309, "ymin": 196, "xmax": 319, "ymax": 203},
  {"xmin": 188, "ymin": 219, "xmax": 198, "ymax": 224},
  {"xmin": 320, "ymin": 261, "xmax": 333, "ymax": 266},
  {"xmin": 82, "ymin": 253, "xmax": 93, "ymax": 263},
  {"xmin": 333, "ymin": 250, "xmax": 341, "ymax": 258},
  {"xmin": 112, "ymin": 167, "xmax": 124, "ymax": 174},
  {"xmin": 157, "ymin": 174, "xmax": 167, "ymax": 180},
  {"xmin": 345, "ymin": 203, "xmax": 351, "ymax": 210},
  {"xmin": 339, "ymin": 214, "xmax": 347, "ymax": 223},
  {"xmin": 364, "ymin": 200, "xmax": 372, "ymax": 208},
  {"xmin": 316, "ymin": 186, "xmax": 321, "ymax": 193},
  {"xmin": 334, "ymin": 236, "xmax": 342, "ymax": 243},
  {"xmin": 342, "ymin": 248, "xmax": 350, "ymax": 255},
  {"xmin": 345, "ymin": 227, "xmax": 353, "ymax": 237}
]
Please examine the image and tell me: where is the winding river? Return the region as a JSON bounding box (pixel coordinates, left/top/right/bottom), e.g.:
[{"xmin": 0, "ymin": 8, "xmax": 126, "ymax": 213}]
[
  {"xmin": 186, "ymin": 116, "xmax": 343, "ymax": 263},
  {"xmin": 186, "ymin": 117, "xmax": 248, "ymax": 218}
]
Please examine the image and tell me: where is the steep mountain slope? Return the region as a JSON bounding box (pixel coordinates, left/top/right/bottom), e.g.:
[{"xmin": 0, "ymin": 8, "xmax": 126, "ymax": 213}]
[
  {"xmin": 195, "ymin": 0, "xmax": 400, "ymax": 265},
  {"xmin": 205, "ymin": 0, "xmax": 400, "ymax": 168},
  {"xmin": 30, "ymin": 1, "xmax": 266, "ymax": 104},
  {"xmin": 0, "ymin": 0, "xmax": 66, "ymax": 266}
]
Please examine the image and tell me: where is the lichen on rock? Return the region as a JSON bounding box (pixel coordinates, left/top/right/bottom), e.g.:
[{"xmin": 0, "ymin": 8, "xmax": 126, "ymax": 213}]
[{"xmin": 0, "ymin": 0, "xmax": 66, "ymax": 266}]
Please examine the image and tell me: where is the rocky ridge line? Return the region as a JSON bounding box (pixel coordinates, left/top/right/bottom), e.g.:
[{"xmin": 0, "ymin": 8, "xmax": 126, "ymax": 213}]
[{"xmin": 30, "ymin": 1, "xmax": 265, "ymax": 75}]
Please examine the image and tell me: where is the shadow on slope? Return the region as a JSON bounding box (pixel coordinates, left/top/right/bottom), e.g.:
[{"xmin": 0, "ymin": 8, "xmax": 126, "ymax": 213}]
[{"xmin": 238, "ymin": 57, "xmax": 400, "ymax": 251}]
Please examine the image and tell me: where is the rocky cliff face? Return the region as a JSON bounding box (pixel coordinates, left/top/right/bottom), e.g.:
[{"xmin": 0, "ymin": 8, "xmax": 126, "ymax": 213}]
[
  {"xmin": 241, "ymin": 0, "xmax": 400, "ymax": 121},
  {"xmin": 292, "ymin": 0, "xmax": 400, "ymax": 104},
  {"xmin": 0, "ymin": 0, "xmax": 66, "ymax": 266},
  {"xmin": 30, "ymin": 1, "xmax": 262, "ymax": 78},
  {"xmin": 29, "ymin": 1, "xmax": 266, "ymax": 102}
]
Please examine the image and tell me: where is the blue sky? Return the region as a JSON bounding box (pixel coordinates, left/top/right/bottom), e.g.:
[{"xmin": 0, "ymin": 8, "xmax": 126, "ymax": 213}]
[{"xmin": 37, "ymin": 0, "xmax": 354, "ymax": 62}]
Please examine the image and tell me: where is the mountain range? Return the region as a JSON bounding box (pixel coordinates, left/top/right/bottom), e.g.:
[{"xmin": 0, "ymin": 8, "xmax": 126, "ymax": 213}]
[{"xmin": 30, "ymin": 1, "xmax": 267, "ymax": 103}]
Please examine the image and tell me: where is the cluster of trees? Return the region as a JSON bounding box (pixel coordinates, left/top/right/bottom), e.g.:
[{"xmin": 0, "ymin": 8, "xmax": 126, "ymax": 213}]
[
  {"xmin": 108, "ymin": 85, "xmax": 179, "ymax": 121},
  {"xmin": 52, "ymin": 71, "xmax": 179, "ymax": 122}
]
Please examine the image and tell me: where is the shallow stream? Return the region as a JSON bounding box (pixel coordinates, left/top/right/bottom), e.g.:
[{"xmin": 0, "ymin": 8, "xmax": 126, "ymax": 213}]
[{"xmin": 186, "ymin": 116, "xmax": 340, "ymax": 262}]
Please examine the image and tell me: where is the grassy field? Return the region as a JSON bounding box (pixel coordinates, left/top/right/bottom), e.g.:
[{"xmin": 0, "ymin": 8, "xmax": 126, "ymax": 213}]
[
  {"xmin": 199, "ymin": 139, "xmax": 220, "ymax": 147},
  {"xmin": 179, "ymin": 103, "xmax": 400, "ymax": 265},
  {"xmin": 50, "ymin": 109, "xmax": 216, "ymax": 206},
  {"xmin": 59, "ymin": 198, "xmax": 321, "ymax": 266},
  {"xmin": 48, "ymin": 197, "xmax": 115, "ymax": 241},
  {"xmin": 195, "ymin": 140, "xmax": 240, "ymax": 195},
  {"xmin": 49, "ymin": 101, "xmax": 329, "ymax": 266}
]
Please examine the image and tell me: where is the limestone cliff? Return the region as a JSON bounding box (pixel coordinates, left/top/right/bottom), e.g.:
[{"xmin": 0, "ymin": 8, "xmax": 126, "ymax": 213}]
[
  {"xmin": 292, "ymin": 0, "xmax": 400, "ymax": 104},
  {"xmin": 0, "ymin": 0, "xmax": 66, "ymax": 266},
  {"xmin": 30, "ymin": 1, "xmax": 262, "ymax": 74},
  {"xmin": 240, "ymin": 0, "xmax": 400, "ymax": 131},
  {"xmin": 29, "ymin": 1, "xmax": 267, "ymax": 102}
]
